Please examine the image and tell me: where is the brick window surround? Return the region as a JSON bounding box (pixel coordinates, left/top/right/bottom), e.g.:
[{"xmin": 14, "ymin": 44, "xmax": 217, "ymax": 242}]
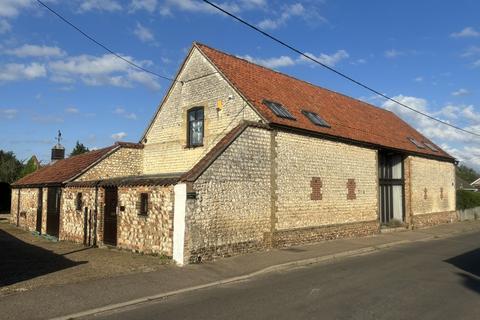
[
  {"xmin": 310, "ymin": 177, "xmax": 323, "ymax": 200},
  {"xmin": 347, "ymin": 179, "xmax": 356, "ymax": 200}
]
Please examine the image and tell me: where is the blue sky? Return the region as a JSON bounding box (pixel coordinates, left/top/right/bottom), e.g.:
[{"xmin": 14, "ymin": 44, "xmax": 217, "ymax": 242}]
[{"xmin": 1, "ymin": 0, "xmax": 479, "ymax": 170}]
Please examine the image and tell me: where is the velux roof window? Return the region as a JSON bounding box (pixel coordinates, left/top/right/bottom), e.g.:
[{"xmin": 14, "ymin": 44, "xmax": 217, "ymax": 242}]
[
  {"xmin": 407, "ymin": 137, "xmax": 426, "ymax": 149},
  {"xmin": 262, "ymin": 99, "xmax": 296, "ymax": 120},
  {"xmin": 302, "ymin": 110, "xmax": 330, "ymax": 128},
  {"xmin": 423, "ymin": 142, "xmax": 439, "ymax": 152}
]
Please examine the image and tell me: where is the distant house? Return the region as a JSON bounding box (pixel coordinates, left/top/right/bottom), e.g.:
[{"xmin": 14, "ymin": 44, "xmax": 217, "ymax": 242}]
[
  {"xmin": 11, "ymin": 42, "xmax": 457, "ymax": 265},
  {"xmin": 456, "ymin": 175, "xmax": 477, "ymax": 191},
  {"xmin": 471, "ymin": 178, "xmax": 480, "ymax": 191}
]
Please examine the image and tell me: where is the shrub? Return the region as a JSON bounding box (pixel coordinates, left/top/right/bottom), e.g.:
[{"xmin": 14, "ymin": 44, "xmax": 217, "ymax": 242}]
[{"xmin": 456, "ymin": 190, "xmax": 480, "ymax": 210}]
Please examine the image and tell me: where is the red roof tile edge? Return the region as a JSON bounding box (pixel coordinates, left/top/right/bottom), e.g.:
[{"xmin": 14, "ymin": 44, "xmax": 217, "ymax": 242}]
[
  {"xmin": 194, "ymin": 42, "xmax": 454, "ymax": 162},
  {"xmin": 11, "ymin": 145, "xmax": 117, "ymax": 187}
]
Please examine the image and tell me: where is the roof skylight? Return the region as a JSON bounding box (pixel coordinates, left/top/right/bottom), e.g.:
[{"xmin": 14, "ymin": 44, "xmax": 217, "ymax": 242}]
[
  {"xmin": 302, "ymin": 110, "xmax": 330, "ymax": 128},
  {"xmin": 262, "ymin": 100, "xmax": 296, "ymax": 120},
  {"xmin": 423, "ymin": 141, "xmax": 439, "ymax": 152},
  {"xmin": 408, "ymin": 137, "xmax": 426, "ymax": 149}
]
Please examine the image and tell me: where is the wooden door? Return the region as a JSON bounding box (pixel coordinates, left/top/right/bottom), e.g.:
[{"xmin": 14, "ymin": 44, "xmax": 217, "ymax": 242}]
[
  {"xmin": 46, "ymin": 187, "xmax": 60, "ymax": 237},
  {"xmin": 36, "ymin": 188, "xmax": 43, "ymax": 233},
  {"xmin": 103, "ymin": 187, "xmax": 118, "ymax": 246}
]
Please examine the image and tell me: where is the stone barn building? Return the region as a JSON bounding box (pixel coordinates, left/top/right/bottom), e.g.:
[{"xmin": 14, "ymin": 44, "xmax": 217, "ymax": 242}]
[{"xmin": 11, "ymin": 43, "xmax": 457, "ymax": 265}]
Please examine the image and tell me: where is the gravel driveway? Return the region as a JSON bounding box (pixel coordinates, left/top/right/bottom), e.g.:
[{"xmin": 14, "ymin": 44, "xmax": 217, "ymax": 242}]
[{"xmin": 0, "ymin": 214, "xmax": 170, "ymax": 296}]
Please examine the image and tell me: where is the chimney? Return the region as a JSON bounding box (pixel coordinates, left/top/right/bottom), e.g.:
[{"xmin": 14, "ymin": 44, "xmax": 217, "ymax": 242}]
[{"xmin": 51, "ymin": 130, "xmax": 65, "ymax": 162}]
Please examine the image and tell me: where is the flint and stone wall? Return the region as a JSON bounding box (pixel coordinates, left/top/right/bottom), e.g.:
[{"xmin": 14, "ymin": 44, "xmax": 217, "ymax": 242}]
[
  {"xmin": 117, "ymin": 185, "xmax": 174, "ymax": 256},
  {"xmin": 10, "ymin": 187, "xmax": 47, "ymax": 233},
  {"xmin": 406, "ymin": 156, "xmax": 456, "ymax": 227},
  {"xmin": 186, "ymin": 127, "xmax": 272, "ymax": 262},
  {"xmin": 273, "ymin": 132, "xmax": 379, "ymax": 244},
  {"xmin": 143, "ymin": 47, "xmax": 260, "ymax": 175},
  {"xmin": 185, "ymin": 127, "xmax": 380, "ymax": 262},
  {"xmin": 61, "ymin": 187, "xmax": 98, "ymax": 243}
]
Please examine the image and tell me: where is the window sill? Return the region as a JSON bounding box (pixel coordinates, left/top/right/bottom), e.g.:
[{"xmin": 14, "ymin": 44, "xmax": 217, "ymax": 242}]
[
  {"xmin": 138, "ymin": 213, "xmax": 148, "ymax": 218},
  {"xmin": 184, "ymin": 144, "xmax": 204, "ymax": 149}
]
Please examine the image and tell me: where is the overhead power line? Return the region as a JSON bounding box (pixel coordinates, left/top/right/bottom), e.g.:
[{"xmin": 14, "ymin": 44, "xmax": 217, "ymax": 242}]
[
  {"xmin": 201, "ymin": 0, "xmax": 480, "ymax": 138},
  {"xmin": 35, "ymin": 0, "xmax": 175, "ymax": 82}
]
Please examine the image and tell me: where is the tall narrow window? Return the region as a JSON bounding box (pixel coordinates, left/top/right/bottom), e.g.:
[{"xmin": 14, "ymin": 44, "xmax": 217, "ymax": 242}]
[
  {"xmin": 188, "ymin": 107, "xmax": 204, "ymax": 147},
  {"xmin": 76, "ymin": 193, "xmax": 83, "ymax": 211},
  {"xmin": 139, "ymin": 193, "xmax": 149, "ymax": 216}
]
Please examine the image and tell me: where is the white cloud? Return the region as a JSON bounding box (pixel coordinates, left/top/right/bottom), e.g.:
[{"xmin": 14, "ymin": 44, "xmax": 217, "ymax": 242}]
[
  {"xmin": 300, "ymin": 50, "xmax": 349, "ymax": 67},
  {"xmin": 49, "ymin": 53, "xmax": 161, "ymax": 90},
  {"xmin": 384, "ymin": 49, "xmax": 404, "ymax": 58},
  {"xmin": 0, "ymin": 108, "xmax": 18, "ymax": 119},
  {"xmin": 258, "ymin": 3, "xmax": 309, "ymax": 30},
  {"xmin": 461, "ymin": 46, "xmax": 480, "ymax": 57},
  {"xmin": 452, "ymin": 88, "xmax": 470, "ymax": 96},
  {"xmin": 238, "ymin": 54, "xmax": 296, "ymax": 69},
  {"xmin": 113, "ymin": 107, "xmax": 125, "ymax": 114},
  {"xmin": 127, "ymin": 69, "xmax": 161, "ymax": 90},
  {"xmin": 380, "ymin": 94, "xmax": 480, "ymax": 171},
  {"xmin": 78, "ymin": 0, "xmax": 122, "ymax": 12},
  {"xmin": 237, "ymin": 49, "xmax": 349, "ymax": 70},
  {"xmin": 159, "ymin": 0, "xmax": 266, "ymax": 16},
  {"xmin": 451, "ymin": 27, "xmax": 480, "ymax": 38},
  {"xmin": 438, "ymin": 104, "xmax": 461, "ymax": 119},
  {"xmin": 113, "ymin": 107, "xmax": 137, "ymax": 120},
  {"xmin": 65, "ymin": 107, "xmax": 79, "ymax": 114},
  {"xmin": 5, "ymin": 44, "xmax": 66, "ymax": 58},
  {"xmin": 0, "ymin": 19, "xmax": 11, "ymax": 33},
  {"xmin": 129, "ymin": 0, "xmax": 157, "ymax": 12},
  {"xmin": 133, "ymin": 22, "xmax": 155, "ymax": 43},
  {"xmin": 0, "ymin": 0, "xmax": 32, "ymax": 18},
  {"xmin": 0, "ymin": 62, "xmax": 47, "ymax": 82},
  {"xmin": 473, "ymin": 59, "xmax": 480, "ymax": 68},
  {"xmin": 111, "ymin": 132, "xmax": 127, "ymax": 140},
  {"xmin": 462, "ymin": 105, "xmax": 480, "ymax": 122},
  {"xmin": 414, "ymin": 76, "xmax": 423, "ymax": 82}
]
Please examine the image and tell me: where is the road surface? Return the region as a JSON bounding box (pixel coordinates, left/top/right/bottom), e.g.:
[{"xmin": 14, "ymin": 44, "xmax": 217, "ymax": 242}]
[{"xmin": 93, "ymin": 231, "xmax": 480, "ymax": 320}]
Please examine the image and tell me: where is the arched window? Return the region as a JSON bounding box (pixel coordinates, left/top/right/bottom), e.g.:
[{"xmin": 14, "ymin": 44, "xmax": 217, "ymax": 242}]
[{"xmin": 187, "ymin": 107, "xmax": 204, "ymax": 147}]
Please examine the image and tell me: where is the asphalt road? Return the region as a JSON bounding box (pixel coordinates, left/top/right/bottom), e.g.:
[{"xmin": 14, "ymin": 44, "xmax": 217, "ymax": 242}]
[{"xmin": 93, "ymin": 232, "xmax": 480, "ymax": 320}]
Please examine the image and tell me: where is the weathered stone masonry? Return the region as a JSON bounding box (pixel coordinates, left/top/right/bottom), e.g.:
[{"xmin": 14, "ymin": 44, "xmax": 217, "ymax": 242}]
[
  {"xmin": 117, "ymin": 185, "xmax": 174, "ymax": 256},
  {"xmin": 273, "ymin": 131, "xmax": 379, "ymax": 244},
  {"xmin": 186, "ymin": 126, "xmax": 272, "ymax": 262},
  {"xmin": 406, "ymin": 156, "xmax": 457, "ymax": 228}
]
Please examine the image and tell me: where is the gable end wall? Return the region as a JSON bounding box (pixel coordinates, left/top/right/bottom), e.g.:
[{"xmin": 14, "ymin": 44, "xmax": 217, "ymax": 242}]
[{"xmin": 143, "ymin": 48, "xmax": 261, "ymax": 175}]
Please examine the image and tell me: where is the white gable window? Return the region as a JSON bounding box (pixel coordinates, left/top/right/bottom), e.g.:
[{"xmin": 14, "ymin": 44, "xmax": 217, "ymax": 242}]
[{"xmin": 188, "ymin": 107, "xmax": 204, "ymax": 147}]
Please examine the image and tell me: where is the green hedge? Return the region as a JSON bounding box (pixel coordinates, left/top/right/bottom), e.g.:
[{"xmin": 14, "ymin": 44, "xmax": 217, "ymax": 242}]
[{"xmin": 457, "ymin": 190, "xmax": 480, "ymax": 210}]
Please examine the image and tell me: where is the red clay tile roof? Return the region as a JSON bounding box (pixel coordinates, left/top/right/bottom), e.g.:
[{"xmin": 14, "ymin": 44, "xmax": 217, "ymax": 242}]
[
  {"xmin": 12, "ymin": 146, "xmax": 116, "ymax": 187},
  {"xmin": 195, "ymin": 43, "xmax": 453, "ymax": 161}
]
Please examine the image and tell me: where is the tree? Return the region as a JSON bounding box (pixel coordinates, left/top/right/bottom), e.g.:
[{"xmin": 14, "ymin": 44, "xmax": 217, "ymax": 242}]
[
  {"xmin": 19, "ymin": 156, "xmax": 40, "ymax": 178},
  {"xmin": 0, "ymin": 150, "xmax": 23, "ymax": 183},
  {"xmin": 70, "ymin": 141, "xmax": 90, "ymax": 157},
  {"xmin": 456, "ymin": 164, "xmax": 480, "ymax": 183}
]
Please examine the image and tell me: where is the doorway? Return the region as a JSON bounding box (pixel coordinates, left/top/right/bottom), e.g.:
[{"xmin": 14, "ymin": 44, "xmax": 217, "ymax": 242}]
[
  {"xmin": 379, "ymin": 152, "xmax": 405, "ymax": 225},
  {"xmin": 46, "ymin": 187, "xmax": 61, "ymax": 237},
  {"xmin": 103, "ymin": 187, "xmax": 118, "ymax": 246},
  {"xmin": 0, "ymin": 182, "xmax": 10, "ymax": 213},
  {"xmin": 36, "ymin": 188, "xmax": 43, "ymax": 233}
]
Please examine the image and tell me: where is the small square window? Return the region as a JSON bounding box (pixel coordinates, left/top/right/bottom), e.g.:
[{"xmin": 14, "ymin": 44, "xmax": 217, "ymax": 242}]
[
  {"xmin": 302, "ymin": 110, "xmax": 330, "ymax": 128},
  {"xmin": 76, "ymin": 193, "xmax": 83, "ymax": 211},
  {"xmin": 408, "ymin": 137, "xmax": 426, "ymax": 149},
  {"xmin": 139, "ymin": 193, "xmax": 148, "ymax": 216},
  {"xmin": 262, "ymin": 100, "xmax": 296, "ymax": 120}
]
